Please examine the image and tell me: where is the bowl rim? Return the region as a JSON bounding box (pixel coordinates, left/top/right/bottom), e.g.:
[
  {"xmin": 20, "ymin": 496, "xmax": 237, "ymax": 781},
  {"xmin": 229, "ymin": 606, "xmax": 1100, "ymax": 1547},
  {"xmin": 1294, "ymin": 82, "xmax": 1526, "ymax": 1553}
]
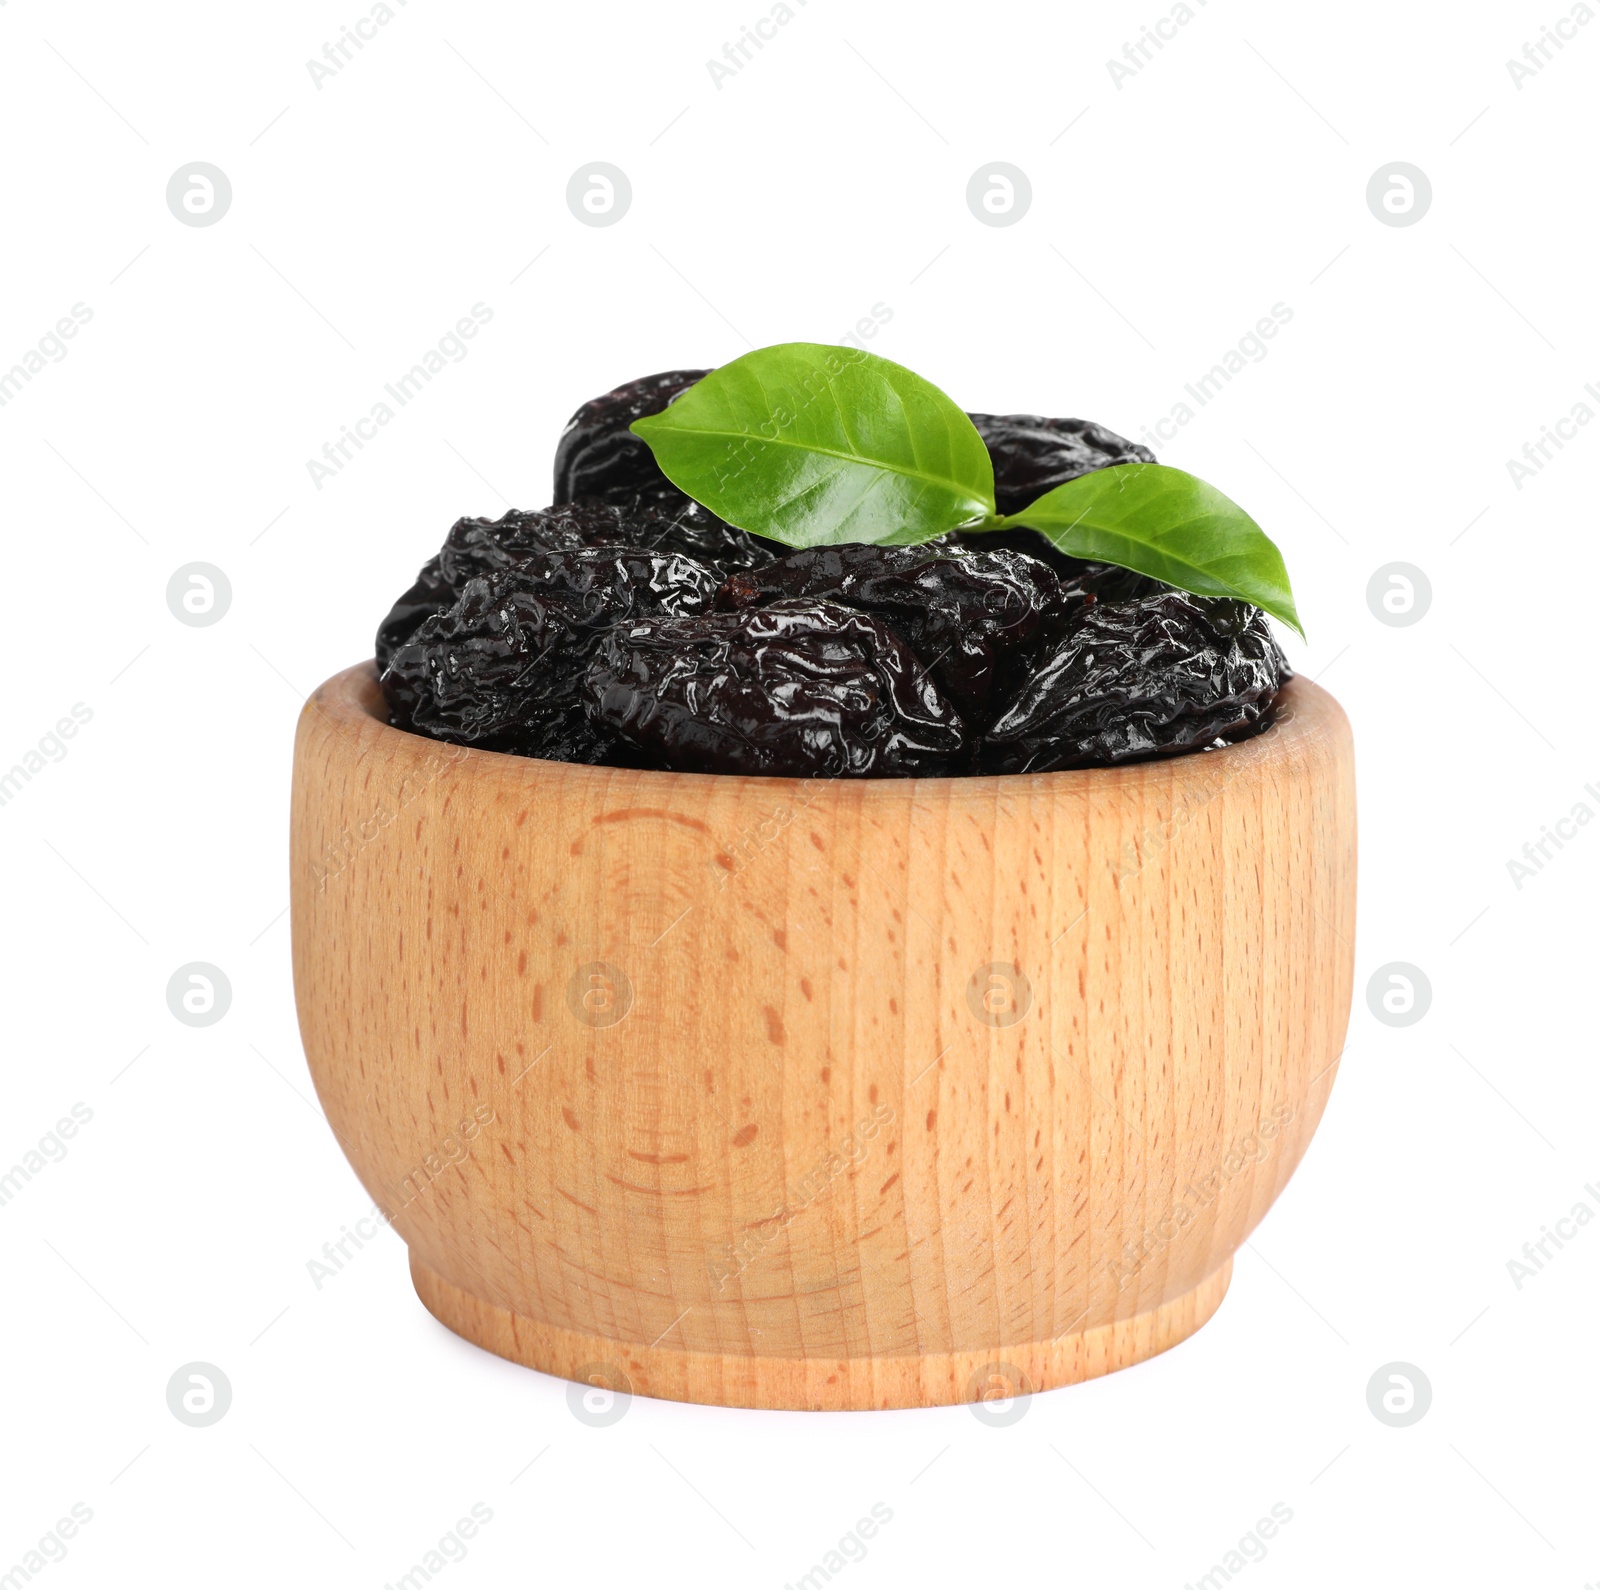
[{"xmin": 301, "ymin": 662, "xmax": 1342, "ymax": 804}]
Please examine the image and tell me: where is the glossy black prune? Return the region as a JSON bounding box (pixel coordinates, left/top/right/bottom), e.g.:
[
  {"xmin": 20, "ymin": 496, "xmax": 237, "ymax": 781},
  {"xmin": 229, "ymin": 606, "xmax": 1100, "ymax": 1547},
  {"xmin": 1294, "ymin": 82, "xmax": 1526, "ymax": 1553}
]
[
  {"xmin": 714, "ymin": 542, "xmax": 1064, "ymax": 726},
  {"xmin": 584, "ymin": 599, "xmax": 969, "ymax": 778},
  {"xmin": 1054, "ymin": 558, "xmax": 1165, "ymax": 607},
  {"xmin": 982, "ymin": 593, "xmax": 1287, "ymax": 773},
  {"xmin": 553, "ymin": 369, "xmax": 709, "ymax": 506},
  {"xmin": 375, "ymin": 500, "xmax": 650, "ymax": 668},
  {"xmin": 621, "ymin": 495, "xmax": 780, "ymax": 574},
  {"xmin": 968, "ymin": 412, "xmax": 1155, "ymax": 517},
  {"xmin": 549, "ymin": 367, "xmax": 781, "ymax": 573},
  {"xmin": 381, "ymin": 547, "xmax": 719, "ymax": 761},
  {"xmin": 952, "ymin": 406, "xmax": 1163, "ymax": 605},
  {"xmin": 946, "ymin": 528, "xmax": 1166, "ymax": 610}
]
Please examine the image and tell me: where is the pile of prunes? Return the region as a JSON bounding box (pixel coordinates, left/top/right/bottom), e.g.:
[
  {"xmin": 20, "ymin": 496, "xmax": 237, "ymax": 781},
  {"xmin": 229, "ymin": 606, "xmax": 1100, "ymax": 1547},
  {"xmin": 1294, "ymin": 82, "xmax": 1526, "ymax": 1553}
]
[{"xmin": 376, "ymin": 370, "xmax": 1288, "ymax": 777}]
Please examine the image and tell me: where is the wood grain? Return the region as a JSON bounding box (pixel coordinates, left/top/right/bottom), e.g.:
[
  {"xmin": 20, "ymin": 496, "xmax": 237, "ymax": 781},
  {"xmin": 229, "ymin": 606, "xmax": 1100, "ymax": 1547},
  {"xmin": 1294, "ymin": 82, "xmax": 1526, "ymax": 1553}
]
[{"xmin": 290, "ymin": 664, "xmax": 1356, "ymax": 1410}]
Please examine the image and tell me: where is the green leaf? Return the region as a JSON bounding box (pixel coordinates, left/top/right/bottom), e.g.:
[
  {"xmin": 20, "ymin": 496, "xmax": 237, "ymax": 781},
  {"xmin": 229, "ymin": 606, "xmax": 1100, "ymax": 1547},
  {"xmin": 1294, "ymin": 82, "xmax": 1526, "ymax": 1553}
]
[
  {"xmin": 630, "ymin": 342, "xmax": 995, "ymax": 547},
  {"xmin": 999, "ymin": 463, "xmax": 1304, "ymax": 637}
]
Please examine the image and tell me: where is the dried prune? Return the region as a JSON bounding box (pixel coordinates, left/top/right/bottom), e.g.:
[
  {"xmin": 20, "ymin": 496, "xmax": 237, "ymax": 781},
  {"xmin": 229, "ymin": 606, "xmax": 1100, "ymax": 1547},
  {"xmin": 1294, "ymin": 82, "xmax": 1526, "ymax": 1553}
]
[
  {"xmin": 623, "ymin": 496, "xmax": 780, "ymax": 574},
  {"xmin": 375, "ymin": 500, "xmax": 650, "ymax": 668},
  {"xmin": 951, "ymin": 410, "xmax": 1159, "ymax": 591},
  {"xmin": 968, "ymin": 412, "xmax": 1155, "ymax": 517},
  {"xmin": 946, "ymin": 530, "xmax": 1165, "ymax": 607},
  {"xmin": 381, "ymin": 547, "xmax": 719, "ymax": 761},
  {"xmin": 982, "ymin": 593, "xmax": 1287, "ymax": 773},
  {"xmin": 551, "ymin": 368, "xmax": 780, "ymax": 574},
  {"xmin": 553, "ymin": 369, "xmax": 710, "ymax": 506},
  {"xmin": 1054, "ymin": 559, "xmax": 1164, "ymax": 607},
  {"xmin": 584, "ymin": 599, "xmax": 969, "ymax": 777},
  {"xmin": 714, "ymin": 542, "xmax": 1064, "ymax": 727}
]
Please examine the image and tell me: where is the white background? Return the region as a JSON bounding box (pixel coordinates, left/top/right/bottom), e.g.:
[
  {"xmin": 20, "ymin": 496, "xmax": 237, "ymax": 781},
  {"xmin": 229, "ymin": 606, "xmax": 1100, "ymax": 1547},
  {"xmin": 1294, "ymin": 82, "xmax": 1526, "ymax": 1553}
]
[{"xmin": 2, "ymin": 1, "xmax": 1598, "ymax": 1585}]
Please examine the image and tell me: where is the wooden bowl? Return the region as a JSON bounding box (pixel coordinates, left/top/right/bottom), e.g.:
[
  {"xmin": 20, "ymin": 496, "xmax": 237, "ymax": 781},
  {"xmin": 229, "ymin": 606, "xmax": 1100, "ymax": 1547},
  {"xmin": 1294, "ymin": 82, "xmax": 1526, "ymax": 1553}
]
[{"xmin": 291, "ymin": 663, "xmax": 1355, "ymax": 1411}]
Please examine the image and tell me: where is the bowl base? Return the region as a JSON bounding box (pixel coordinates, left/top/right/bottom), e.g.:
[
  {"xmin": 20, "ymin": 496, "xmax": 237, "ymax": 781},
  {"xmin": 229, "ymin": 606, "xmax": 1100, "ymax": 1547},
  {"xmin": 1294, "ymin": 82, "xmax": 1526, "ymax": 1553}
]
[{"xmin": 410, "ymin": 1255, "xmax": 1233, "ymax": 1411}]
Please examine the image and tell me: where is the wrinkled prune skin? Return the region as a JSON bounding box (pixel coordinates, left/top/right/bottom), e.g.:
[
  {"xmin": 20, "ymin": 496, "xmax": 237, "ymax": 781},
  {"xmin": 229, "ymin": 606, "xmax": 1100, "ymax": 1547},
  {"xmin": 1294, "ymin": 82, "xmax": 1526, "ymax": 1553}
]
[
  {"xmin": 968, "ymin": 412, "xmax": 1156, "ymax": 517},
  {"xmin": 983, "ymin": 593, "xmax": 1287, "ymax": 773},
  {"xmin": 550, "ymin": 368, "xmax": 781, "ymax": 573},
  {"xmin": 1054, "ymin": 559, "xmax": 1164, "ymax": 607},
  {"xmin": 585, "ymin": 599, "xmax": 969, "ymax": 778},
  {"xmin": 946, "ymin": 527, "xmax": 1163, "ymax": 607},
  {"xmin": 714, "ymin": 542, "xmax": 1064, "ymax": 727},
  {"xmin": 620, "ymin": 495, "xmax": 780, "ymax": 574},
  {"xmin": 953, "ymin": 411, "xmax": 1158, "ymax": 592},
  {"xmin": 381, "ymin": 547, "xmax": 719, "ymax": 761},
  {"xmin": 553, "ymin": 369, "xmax": 709, "ymax": 506},
  {"xmin": 375, "ymin": 500, "xmax": 651, "ymax": 668}
]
